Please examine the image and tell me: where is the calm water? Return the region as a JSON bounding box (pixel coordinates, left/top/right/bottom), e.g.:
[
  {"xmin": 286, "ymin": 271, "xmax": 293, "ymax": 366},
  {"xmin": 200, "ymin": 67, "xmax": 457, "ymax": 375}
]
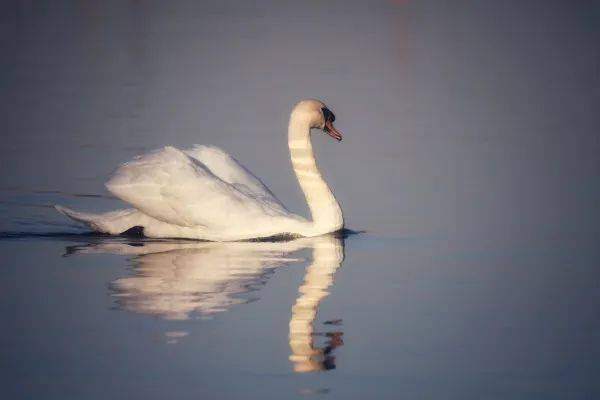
[{"xmin": 1, "ymin": 1, "xmax": 599, "ymax": 399}]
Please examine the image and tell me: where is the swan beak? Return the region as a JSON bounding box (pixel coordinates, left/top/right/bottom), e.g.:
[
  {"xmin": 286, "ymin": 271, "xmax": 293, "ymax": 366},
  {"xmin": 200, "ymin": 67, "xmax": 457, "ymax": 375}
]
[{"xmin": 324, "ymin": 120, "xmax": 343, "ymax": 142}]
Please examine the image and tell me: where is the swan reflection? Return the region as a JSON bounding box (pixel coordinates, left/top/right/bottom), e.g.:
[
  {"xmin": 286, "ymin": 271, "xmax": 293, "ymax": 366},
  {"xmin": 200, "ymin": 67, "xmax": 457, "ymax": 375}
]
[
  {"xmin": 289, "ymin": 235, "xmax": 344, "ymax": 372},
  {"xmin": 69, "ymin": 234, "xmax": 345, "ymax": 372}
]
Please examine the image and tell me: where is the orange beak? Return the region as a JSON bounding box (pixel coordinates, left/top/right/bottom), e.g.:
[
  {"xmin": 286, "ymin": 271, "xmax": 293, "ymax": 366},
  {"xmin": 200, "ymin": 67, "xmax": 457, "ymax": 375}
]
[{"xmin": 324, "ymin": 120, "xmax": 343, "ymax": 142}]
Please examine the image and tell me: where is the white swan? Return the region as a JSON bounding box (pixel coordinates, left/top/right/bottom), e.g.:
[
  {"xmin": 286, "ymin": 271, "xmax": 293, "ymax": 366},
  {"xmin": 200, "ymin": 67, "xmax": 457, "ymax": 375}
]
[{"xmin": 56, "ymin": 99, "xmax": 344, "ymax": 241}]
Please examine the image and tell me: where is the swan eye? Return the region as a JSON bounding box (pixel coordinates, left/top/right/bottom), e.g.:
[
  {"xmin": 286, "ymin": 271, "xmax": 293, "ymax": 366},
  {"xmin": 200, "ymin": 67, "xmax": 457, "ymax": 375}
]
[{"xmin": 321, "ymin": 107, "xmax": 335, "ymax": 123}]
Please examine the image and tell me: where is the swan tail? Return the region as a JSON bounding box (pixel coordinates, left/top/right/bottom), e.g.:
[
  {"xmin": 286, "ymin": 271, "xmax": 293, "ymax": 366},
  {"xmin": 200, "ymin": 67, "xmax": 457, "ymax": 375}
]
[
  {"xmin": 55, "ymin": 205, "xmax": 101, "ymax": 227},
  {"xmin": 55, "ymin": 205, "xmax": 142, "ymax": 235}
]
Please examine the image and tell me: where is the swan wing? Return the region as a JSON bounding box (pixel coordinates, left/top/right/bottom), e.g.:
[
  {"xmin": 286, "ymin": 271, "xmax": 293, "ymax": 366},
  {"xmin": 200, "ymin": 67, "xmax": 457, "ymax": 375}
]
[
  {"xmin": 184, "ymin": 145, "xmax": 285, "ymax": 209},
  {"xmin": 105, "ymin": 146, "xmax": 290, "ymax": 230}
]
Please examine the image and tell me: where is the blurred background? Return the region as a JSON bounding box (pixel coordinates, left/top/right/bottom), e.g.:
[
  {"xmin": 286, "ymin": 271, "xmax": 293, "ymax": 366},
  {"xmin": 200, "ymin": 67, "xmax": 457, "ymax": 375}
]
[{"xmin": 2, "ymin": 0, "xmax": 598, "ymax": 239}]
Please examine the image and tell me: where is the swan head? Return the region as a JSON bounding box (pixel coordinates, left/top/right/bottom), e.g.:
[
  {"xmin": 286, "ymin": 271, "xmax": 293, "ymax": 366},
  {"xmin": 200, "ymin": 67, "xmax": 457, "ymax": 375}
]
[{"xmin": 291, "ymin": 99, "xmax": 343, "ymax": 142}]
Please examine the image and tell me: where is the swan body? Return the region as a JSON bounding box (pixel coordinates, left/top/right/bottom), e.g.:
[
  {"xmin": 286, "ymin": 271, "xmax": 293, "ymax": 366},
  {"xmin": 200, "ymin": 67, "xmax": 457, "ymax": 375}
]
[{"xmin": 56, "ymin": 99, "xmax": 344, "ymax": 241}]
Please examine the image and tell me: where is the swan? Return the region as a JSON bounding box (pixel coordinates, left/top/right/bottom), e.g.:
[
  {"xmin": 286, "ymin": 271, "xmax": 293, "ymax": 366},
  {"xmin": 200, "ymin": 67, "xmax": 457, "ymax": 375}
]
[{"xmin": 56, "ymin": 99, "xmax": 344, "ymax": 241}]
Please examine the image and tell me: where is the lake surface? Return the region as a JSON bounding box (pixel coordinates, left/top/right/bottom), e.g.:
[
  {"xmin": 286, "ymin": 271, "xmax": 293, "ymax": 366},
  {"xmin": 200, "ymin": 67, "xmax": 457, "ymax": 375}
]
[{"xmin": 1, "ymin": 1, "xmax": 599, "ymax": 399}]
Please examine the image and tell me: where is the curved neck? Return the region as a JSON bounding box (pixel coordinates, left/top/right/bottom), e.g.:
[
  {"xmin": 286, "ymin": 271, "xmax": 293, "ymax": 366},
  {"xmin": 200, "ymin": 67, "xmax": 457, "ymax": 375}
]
[{"xmin": 288, "ymin": 115, "xmax": 343, "ymax": 234}]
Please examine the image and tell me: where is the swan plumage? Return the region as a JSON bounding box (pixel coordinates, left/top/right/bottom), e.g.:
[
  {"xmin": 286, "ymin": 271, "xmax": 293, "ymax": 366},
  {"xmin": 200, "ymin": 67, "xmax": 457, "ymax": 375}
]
[{"xmin": 56, "ymin": 99, "xmax": 344, "ymax": 241}]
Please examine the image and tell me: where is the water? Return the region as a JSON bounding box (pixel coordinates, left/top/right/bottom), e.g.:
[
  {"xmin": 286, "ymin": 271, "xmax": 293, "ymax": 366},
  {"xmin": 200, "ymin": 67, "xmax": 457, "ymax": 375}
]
[{"xmin": 1, "ymin": 1, "xmax": 599, "ymax": 398}]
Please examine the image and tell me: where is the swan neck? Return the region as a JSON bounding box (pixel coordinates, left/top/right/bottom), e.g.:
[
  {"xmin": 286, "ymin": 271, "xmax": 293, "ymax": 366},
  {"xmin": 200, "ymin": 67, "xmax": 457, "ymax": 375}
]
[{"xmin": 288, "ymin": 116, "xmax": 343, "ymax": 234}]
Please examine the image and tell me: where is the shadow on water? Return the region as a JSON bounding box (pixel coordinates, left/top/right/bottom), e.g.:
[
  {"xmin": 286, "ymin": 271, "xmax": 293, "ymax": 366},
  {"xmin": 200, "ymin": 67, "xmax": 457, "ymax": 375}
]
[
  {"xmin": 0, "ymin": 227, "xmax": 361, "ymax": 246},
  {"xmin": 0, "ymin": 188, "xmax": 116, "ymax": 200}
]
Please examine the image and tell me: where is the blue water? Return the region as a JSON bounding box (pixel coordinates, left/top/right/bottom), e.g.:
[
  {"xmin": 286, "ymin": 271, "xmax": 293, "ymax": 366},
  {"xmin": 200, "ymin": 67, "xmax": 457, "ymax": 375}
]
[{"xmin": 1, "ymin": 1, "xmax": 599, "ymax": 398}]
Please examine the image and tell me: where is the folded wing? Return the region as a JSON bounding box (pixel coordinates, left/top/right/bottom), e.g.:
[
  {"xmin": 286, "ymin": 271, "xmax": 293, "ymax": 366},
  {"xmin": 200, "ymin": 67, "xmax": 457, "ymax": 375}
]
[
  {"xmin": 184, "ymin": 145, "xmax": 285, "ymax": 209},
  {"xmin": 106, "ymin": 146, "xmax": 290, "ymax": 230}
]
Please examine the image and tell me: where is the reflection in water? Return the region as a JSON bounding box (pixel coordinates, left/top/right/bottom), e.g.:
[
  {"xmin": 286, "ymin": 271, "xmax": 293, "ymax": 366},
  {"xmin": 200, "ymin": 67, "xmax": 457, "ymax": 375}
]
[
  {"xmin": 68, "ymin": 234, "xmax": 345, "ymax": 372},
  {"xmin": 289, "ymin": 236, "xmax": 345, "ymax": 372},
  {"xmin": 70, "ymin": 240, "xmax": 305, "ymax": 319}
]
